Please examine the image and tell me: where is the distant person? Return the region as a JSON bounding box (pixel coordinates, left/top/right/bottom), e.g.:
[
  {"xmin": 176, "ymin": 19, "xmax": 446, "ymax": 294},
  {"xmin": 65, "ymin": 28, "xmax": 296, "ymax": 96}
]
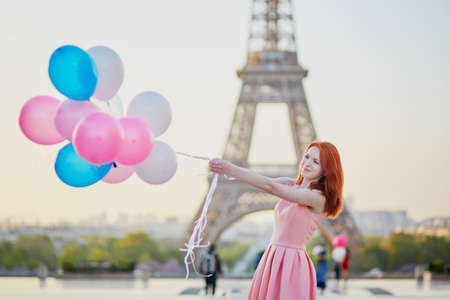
[
  {"xmin": 209, "ymin": 141, "xmax": 344, "ymax": 299},
  {"xmin": 334, "ymin": 262, "xmax": 342, "ymax": 287},
  {"xmin": 342, "ymin": 247, "xmax": 351, "ymax": 287},
  {"xmin": 316, "ymin": 250, "xmax": 329, "ymax": 295},
  {"xmin": 201, "ymin": 244, "xmax": 222, "ymax": 296}
]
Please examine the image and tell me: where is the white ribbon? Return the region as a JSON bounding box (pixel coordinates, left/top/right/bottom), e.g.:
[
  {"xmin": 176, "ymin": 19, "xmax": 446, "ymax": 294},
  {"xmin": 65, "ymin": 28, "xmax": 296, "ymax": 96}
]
[
  {"xmin": 176, "ymin": 151, "xmax": 233, "ymax": 279},
  {"xmin": 179, "ymin": 173, "xmax": 218, "ymax": 279}
]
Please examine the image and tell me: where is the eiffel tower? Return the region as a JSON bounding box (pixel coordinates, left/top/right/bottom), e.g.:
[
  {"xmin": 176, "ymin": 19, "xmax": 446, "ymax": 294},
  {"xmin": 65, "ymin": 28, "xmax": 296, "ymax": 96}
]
[{"xmin": 183, "ymin": 0, "xmax": 364, "ymax": 251}]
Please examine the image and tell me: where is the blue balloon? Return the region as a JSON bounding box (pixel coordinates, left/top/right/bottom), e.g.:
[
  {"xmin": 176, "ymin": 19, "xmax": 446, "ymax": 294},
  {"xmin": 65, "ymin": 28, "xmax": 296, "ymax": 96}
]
[
  {"xmin": 55, "ymin": 143, "xmax": 112, "ymax": 187},
  {"xmin": 48, "ymin": 45, "xmax": 98, "ymax": 100}
]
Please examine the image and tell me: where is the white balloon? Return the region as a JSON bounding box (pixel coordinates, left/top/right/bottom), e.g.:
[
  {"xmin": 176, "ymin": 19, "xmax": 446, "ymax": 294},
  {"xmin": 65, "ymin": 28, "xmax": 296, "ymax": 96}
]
[
  {"xmin": 87, "ymin": 46, "xmax": 124, "ymax": 101},
  {"xmin": 108, "ymin": 95, "xmax": 125, "ymax": 118},
  {"xmin": 91, "ymin": 94, "xmax": 124, "ymax": 119},
  {"xmin": 135, "ymin": 141, "xmax": 177, "ymax": 184},
  {"xmin": 332, "ymin": 247, "xmax": 346, "ymax": 263},
  {"xmin": 127, "ymin": 91, "xmax": 172, "ymax": 137}
]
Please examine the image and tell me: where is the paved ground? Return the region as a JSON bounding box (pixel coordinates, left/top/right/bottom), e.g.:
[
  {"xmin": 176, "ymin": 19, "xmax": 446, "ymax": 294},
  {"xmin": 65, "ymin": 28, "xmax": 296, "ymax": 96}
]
[
  {"xmin": 0, "ymin": 277, "xmax": 449, "ymax": 300},
  {"xmin": 179, "ymin": 278, "xmax": 450, "ymax": 299}
]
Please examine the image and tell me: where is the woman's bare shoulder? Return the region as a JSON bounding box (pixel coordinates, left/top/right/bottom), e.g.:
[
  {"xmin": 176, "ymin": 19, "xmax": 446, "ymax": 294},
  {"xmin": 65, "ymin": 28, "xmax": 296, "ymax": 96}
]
[{"xmin": 304, "ymin": 188, "xmax": 326, "ymax": 213}]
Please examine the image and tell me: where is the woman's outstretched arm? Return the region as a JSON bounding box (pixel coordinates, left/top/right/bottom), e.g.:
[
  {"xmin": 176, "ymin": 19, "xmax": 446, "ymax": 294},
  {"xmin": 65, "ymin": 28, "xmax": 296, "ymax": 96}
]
[
  {"xmin": 273, "ymin": 177, "xmax": 296, "ymax": 185},
  {"xmin": 209, "ymin": 159, "xmax": 325, "ymax": 211}
]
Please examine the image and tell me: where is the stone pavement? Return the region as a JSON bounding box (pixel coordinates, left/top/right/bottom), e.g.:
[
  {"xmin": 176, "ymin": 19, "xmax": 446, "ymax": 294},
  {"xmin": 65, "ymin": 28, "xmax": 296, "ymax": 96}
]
[
  {"xmin": 178, "ymin": 278, "xmax": 450, "ymax": 300},
  {"xmin": 0, "ymin": 277, "xmax": 448, "ymax": 300}
]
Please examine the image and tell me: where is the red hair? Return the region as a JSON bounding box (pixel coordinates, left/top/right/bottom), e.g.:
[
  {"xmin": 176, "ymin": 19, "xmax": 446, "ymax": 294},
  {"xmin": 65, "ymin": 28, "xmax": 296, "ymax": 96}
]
[{"xmin": 296, "ymin": 141, "xmax": 344, "ymax": 219}]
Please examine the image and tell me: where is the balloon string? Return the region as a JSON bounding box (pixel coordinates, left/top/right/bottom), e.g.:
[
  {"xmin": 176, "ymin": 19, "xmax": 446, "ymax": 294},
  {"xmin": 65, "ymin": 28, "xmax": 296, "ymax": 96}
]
[
  {"xmin": 176, "ymin": 151, "xmax": 234, "ymax": 279},
  {"xmin": 179, "ymin": 173, "xmax": 218, "ymax": 279},
  {"xmin": 176, "ymin": 151, "xmax": 236, "ymax": 180},
  {"xmin": 106, "ymin": 99, "xmax": 111, "ymax": 114},
  {"xmin": 176, "ymin": 151, "xmax": 210, "ymax": 161},
  {"xmin": 46, "ymin": 146, "xmax": 62, "ymax": 169}
]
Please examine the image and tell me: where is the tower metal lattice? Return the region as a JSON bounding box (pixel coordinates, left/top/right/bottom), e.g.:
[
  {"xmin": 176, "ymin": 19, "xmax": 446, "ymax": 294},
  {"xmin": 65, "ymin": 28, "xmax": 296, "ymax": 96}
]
[{"xmin": 183, "ymin": 0, "xmax": 364, "ymax": 251}]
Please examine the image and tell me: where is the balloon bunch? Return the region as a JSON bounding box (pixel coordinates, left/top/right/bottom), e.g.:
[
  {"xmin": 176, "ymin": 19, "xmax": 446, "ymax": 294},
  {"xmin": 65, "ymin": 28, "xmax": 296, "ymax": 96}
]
[
  {"xmin": 331, "ymin": 234, "xmax": 347, "ymax": 263},
  {"xmin": 19, "ymin": 45, "xmax": 177, "ymax": 187}
]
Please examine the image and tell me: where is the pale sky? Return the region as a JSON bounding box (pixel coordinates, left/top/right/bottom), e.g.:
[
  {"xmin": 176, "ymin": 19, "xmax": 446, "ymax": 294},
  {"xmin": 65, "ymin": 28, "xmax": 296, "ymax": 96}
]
[{"xmin": 1, "ymin": 0, "xmax": 449, "ymax": 225}]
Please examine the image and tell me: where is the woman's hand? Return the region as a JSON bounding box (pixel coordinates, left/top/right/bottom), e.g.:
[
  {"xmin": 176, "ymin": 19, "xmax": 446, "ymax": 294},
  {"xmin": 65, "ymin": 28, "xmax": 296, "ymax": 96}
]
[{"xmin": 209, "ymin": 158, "xmax": 232, "ymax": 175}]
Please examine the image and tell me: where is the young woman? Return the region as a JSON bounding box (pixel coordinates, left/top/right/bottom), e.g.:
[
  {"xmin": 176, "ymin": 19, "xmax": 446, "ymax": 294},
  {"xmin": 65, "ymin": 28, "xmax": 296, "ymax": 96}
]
[{"xmin": 209, "ymin": 141, "xmax": 344, "ymax": 300}]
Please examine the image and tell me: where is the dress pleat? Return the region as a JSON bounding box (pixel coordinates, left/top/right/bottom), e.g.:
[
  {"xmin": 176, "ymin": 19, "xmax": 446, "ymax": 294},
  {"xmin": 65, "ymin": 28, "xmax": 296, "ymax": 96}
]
[{"xmin": 247, "ymin": 198, "xmax": 324, "ymax": 300}]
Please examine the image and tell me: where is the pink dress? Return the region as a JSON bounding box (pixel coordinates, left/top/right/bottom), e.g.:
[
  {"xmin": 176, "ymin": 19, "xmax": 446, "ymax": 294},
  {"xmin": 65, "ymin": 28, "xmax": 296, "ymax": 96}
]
[{"xmin": 247, "ymin": 198, "xmax": 324, "ymax": 300}]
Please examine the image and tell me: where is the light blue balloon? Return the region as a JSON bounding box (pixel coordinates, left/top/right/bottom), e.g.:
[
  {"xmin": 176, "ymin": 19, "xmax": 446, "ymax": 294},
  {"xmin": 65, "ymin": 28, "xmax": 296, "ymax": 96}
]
[
  {"xmin": 48, "ymin": 45, "xmax": 98, "ymax": 100},
  {"xmin": 55, "ymin": 143, "xmax": 112, "ymax": 187}
]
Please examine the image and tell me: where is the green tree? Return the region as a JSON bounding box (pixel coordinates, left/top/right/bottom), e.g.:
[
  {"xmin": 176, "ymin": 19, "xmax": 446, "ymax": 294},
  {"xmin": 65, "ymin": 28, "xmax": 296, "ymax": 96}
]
[
  {"xmin": 350, "ymin": 251, "xmax": 371, "ymax": 273},
  {"xmin": 364, "ymin": 235, "xmax": 390, "ymax": 271},
  {"xmin": 218, "ymin": 241, "xmax": 250, "ymax": 269},
  {"xmin": 350, "ymin": 235, "xmax": 390, "ymax": 272},
  {"xmin": 0, "ymin": 241, "xmax": 18, "ymax": 269},
  {"xmin": 416, "ymin": 235, "xmax": 450, "ymax": 265},
  {"xmin": 60, "ymin": 244, "xmax": 86, "ymax": 272},
  {"xmin": 14, "ymin": 235, "xmax": 58, "ymax": 271},
  {"xmin": 84, "ymin": 236, "xmax": 117, "ymax": 253},
  {"xmin": 381, "ymin": 233, "xmax": 420, "ymax": 271},
  {"xmin": 429, "ymin": 259, "xmax": 445, "ymax": 273},
  {"xmin": 158, "ymin": 239, "xmax": 185, "ymax": 265},
  {"xmin": 161, "ymin": 247, "xmax": 184, "ymax": 265},
  {"xmin": 111, "ymin": 232, "xmax": 162, "ymax": 271},
  {"xmin": 87, "ymin": 247, "xmax": 110, "ymax": 265}
]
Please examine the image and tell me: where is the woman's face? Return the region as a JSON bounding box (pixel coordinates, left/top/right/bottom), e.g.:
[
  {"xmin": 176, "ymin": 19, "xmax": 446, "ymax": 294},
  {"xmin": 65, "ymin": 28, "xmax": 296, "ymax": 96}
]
[{"xmin": 300, "ymin": 146, "xmax": 323, "ymax": 181}]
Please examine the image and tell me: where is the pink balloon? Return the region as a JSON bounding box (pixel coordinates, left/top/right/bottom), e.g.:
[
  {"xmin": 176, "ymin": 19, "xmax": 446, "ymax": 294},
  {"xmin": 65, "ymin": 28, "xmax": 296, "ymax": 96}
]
[
  {"xmin": 102, "ymin": 162, "xmax": 134, "ymax": 184},
  {"xmin": 73, "ymin": 112, "xmax": 124, "ymax": 165},
  {"xmin": 19, "ymin": 96, "xmax": 65, "ymax": 145},
  {"xmin": 54, "ymin": 99, "xmax": 101, "ymax": 140},
  {"xmin": 333, "ymin": 235, "xmax": 348, "ymax": 248},
  {"xmin": 115, "ymin": 117, "xmax": 154, "ymax": 166}
]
